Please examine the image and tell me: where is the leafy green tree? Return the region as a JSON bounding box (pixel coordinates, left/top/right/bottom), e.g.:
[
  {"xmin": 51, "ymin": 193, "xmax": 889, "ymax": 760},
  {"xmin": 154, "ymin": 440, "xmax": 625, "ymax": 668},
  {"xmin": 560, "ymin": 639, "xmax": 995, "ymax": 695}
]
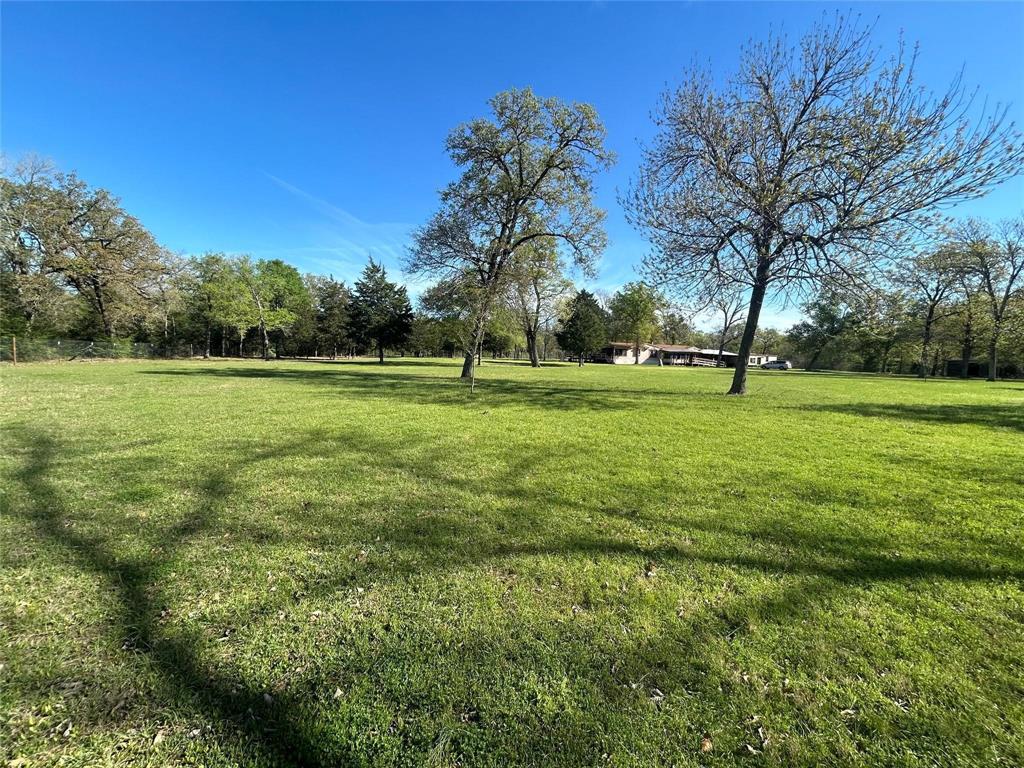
[
  {"xmin": 787, "ymin": 294, "xmax": 857, "ymax": 370},
  {"xmin": 951, "ymin": 262, "xmax": 985, "ymax": 379},
  {"xmin": 658, "ymin": 310, "xmax": 693, "ymax": 345},
  {"xmin": 1, "ymin": 158, "xmax": 168, "ymax": 338},
  {"xmin": 898, "ymin": 249, "xmax": 964, "ymax": 378},
  {"xmin": 834, "ymin": 290, "xmax": 912, "ymax": 373},
  {"xmin": 753, "ymin": 327, "xmax": 784, "ymax": 357},
  {"xmin": 215, "ymin": 259, "xmax": 258, "ymax": 356},
  {"xmin": 235, "ymin": 257, "xmax": 308, "ymax": 360},
  {"xmin": 409, "ymin": 87, "xmax": 613, "ymax": 380},
  {"xmin": 556, "ymin": 290, "xmax": 609, "ymax": 366},
  {"xmin": 349, "ymin": 259, "xmax": 413, "ymax": 363},
  {"xmin": 305, "ymin": 275, "xmax": 351, "ymax": 358},
  {"xmin": 481, "ymin": 305, "xmax": 522, "ymax": 359},
  {"xmin": 959, "ymin": 217, "xmax": 1024, "ymax": 380},
  {"xmin": 407, "ymin": 313, "xmax": 458, "ymax": 358},
  {"xmin": 506, "ymin": 238, "xmax": 573, "ymax": 367},
  {"xmin": 418, "ymin": 275, "xmax": 477, "ymax": 357},
  {"xmin": 628, "ymin": 15, "xmax": 1024, "ymax": 394},
  {"xmin": 184, "ymin": 253, "xmax": 236, "ymax": 357},
  {"xmin": 609, "ymin": 282, "xmax": 661, "ymax": 363}
]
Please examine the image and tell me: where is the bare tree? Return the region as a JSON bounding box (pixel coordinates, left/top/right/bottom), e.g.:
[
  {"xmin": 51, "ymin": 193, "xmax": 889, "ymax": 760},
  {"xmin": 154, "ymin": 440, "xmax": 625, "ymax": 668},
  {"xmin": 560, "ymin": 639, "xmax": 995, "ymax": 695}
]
[
  {"xmin": 408, "ymin": 88, "xmax": 613, "ymax": 380},
  {"xmin": 627, "ymin": 14, "xmax": 1024, "ymax": 394},
  {"xmin": 711, "ymin": 292, "xmax": 747, "ymax": 366}
]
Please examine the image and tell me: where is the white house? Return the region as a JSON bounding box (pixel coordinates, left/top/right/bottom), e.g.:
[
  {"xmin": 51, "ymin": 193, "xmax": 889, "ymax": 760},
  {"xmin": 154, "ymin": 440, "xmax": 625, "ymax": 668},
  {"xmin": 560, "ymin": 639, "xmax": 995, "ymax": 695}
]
[
  {"xmin": 597, "ymin": 342, "xmax": 777, "ymax": 368},
  {"xmin": 600, "ymin": 341, "xmax": 655, "ymax": 364}
]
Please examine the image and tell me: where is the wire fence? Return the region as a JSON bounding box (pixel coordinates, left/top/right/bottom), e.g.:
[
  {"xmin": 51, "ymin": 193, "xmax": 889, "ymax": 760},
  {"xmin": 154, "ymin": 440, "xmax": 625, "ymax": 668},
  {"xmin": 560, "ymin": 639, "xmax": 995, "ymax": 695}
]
[{"xmin": 0, "ymin": 336, "xmax": 196, "ymax": 363}]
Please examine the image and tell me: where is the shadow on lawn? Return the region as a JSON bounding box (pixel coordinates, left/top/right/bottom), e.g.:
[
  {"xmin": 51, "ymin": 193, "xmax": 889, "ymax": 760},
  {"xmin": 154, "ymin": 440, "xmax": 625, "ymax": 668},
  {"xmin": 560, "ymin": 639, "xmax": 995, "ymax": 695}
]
[
  {"xmin": 280, "ymin": 357, "xmax": 457, "ymax": 368},
  {"xmin": 799, "ymin": 401, "xmax": 1024, "ymax": 433},
  {"xmin": 140, "ymin": 364, "xmax": 703, "ymax": 412},
  {"xmin": 7, "ymin": 423, "xmax": 1024, "ymax": 765},
  {"xmin": 7, "ymin": 426, "xmax": 330, "ymax": 766}
]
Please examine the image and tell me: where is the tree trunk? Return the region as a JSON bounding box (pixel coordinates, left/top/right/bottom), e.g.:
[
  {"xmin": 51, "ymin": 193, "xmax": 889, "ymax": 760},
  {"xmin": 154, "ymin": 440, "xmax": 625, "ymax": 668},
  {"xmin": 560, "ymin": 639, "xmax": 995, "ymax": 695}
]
[
  {"xmin": 462, "ymin": 313, "xmax": 487, "ymax": 380},
  {"xmin": 378, "ymin": 342, "xmax": 384, "ymax": 364},
  {"xmin": 987, "ymin": 330, "xmax": 999, "ymax": 382},
  {"xmin": 462, "ymin": 288, "xmax": 497, "ymax": 379},
  {"xmin": 880, "ymin": 345, "xmax": 891, "ymax": 375},
  {"xmin": 807, "ymin": 346, "xmax": 825, "ymax": 371},
  {"xmin": 204, "ymin": 325, "xmax": 211, "ymax": 359},
  {"xmin": 525, "ymin": 328, "xmax": 540, "ymax": 367},
  {"xmin": 260, "ymin": 322, "xmax": 270, "ymax": 361},
  {"xmin": 92, "ymin": 282, "xmax": 114, "ymax": 338},
  {"xmin": 919, "ymin": 309, "xmax": 935, "ymax": 379},
  {"xmin": 728, "ymin": 262, "xmax": 769, "ymax": 395},
  {"xmin": 633, "ymin": 337, "xmax": 640, "ymax": 364},
  {"xmin": 959, "ymin": 331, "xmax": 972, "ymax": 379}
]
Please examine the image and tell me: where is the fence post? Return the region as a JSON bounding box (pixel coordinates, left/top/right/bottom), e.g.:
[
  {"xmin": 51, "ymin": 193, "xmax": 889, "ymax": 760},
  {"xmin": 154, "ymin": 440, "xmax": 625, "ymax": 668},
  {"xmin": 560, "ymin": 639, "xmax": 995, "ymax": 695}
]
[{"xmin": 11, "ymin": 336, "xmax": 16, "ymax": 365}]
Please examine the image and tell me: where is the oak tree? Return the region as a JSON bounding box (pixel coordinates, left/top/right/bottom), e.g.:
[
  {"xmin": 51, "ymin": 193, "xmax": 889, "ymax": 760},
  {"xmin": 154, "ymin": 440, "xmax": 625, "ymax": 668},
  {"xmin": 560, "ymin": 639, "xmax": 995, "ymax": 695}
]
[{"xmin": 409, "ymin": 88, "xmax": 613, "ymax": 379}]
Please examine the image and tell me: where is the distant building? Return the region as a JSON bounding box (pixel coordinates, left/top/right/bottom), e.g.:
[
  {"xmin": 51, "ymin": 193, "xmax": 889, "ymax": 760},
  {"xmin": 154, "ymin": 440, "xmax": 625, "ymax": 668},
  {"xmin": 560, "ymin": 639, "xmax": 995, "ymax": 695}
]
[{"xmin": 596, "ymin": 342, "xmax": 776, "ymax": 368}]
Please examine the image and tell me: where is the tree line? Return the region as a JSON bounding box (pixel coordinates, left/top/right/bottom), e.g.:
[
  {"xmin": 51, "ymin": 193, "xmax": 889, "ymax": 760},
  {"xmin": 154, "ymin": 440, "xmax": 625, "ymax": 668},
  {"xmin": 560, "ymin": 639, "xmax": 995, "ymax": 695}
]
[
  {"xmin": 0, "ymin": 157, "xmax": 782, "ymax": 364},
  {"xmin": 786, "ymin": 218, "xmax": 1024, "ymax": 378},
  {"xmin": 4, "ymin": 15, "xmax": 1024, "ymax": 387},
  {"xmin": 0, "ymin": 158, "xmax": 414, "ymax": 360}
]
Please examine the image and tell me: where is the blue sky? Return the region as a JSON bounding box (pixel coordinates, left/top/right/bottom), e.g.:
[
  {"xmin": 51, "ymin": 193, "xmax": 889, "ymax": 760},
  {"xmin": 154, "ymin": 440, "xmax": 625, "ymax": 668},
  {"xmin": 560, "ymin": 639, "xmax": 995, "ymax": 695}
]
[{"xmin": 3, "ymin": 2, "xmax": 1022, "ymax": 328}]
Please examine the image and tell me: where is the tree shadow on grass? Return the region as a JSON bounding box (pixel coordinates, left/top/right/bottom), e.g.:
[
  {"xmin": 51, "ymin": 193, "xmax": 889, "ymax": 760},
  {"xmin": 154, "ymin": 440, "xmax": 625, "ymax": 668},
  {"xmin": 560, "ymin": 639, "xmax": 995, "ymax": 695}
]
[
  {"xmin": 278, "ymin": 357, "xmax": 459, "ymax": 368},
  {"xmin": 139, "ymin": 365, "xmax": 703, "ymax": 412},
  {"xmin": 7, "ymin": 422, "xmax": 1024, "ymax": 765},
  {"xmin": 5, "ymin": 425, "xmax": 330, "ymax": 766},
  {"xmin": 797, "ymin": 401, "xmax": 1024, "ymax": 433}
]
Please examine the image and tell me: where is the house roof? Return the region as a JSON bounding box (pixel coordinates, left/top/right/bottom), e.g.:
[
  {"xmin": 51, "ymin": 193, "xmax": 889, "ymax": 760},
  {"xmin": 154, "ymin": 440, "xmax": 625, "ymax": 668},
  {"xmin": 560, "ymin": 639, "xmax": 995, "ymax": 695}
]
[
  {"xmin": 655, "ymin": 344, "xmax": 701, "ymax": 353},
  {"xmin": 602, "ymin": 342, "xmax": 747, "ymax": 357}
]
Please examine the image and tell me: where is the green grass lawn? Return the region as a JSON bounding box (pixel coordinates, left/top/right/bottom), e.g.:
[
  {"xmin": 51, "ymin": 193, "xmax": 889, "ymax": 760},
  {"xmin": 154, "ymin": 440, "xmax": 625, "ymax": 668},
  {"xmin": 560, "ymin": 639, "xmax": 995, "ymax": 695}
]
[{"xmin": 1, "ymin": 359, "xmax": 1022, "ymax": 767}]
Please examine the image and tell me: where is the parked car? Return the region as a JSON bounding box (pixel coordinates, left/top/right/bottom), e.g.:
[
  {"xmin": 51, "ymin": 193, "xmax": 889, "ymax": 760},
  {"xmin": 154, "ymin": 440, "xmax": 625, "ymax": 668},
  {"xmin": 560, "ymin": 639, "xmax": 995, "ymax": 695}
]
[{"xmin": 761, "ymin": 359, "xmax": 792, "ymax": 370}]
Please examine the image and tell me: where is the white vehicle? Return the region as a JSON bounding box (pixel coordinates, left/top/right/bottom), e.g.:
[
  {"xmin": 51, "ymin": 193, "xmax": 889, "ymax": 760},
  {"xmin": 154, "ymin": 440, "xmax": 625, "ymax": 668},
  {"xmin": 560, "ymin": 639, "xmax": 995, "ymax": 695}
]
[{"xmin": 761, "ymin": 359, "xmax": 792, "ymax": 370}]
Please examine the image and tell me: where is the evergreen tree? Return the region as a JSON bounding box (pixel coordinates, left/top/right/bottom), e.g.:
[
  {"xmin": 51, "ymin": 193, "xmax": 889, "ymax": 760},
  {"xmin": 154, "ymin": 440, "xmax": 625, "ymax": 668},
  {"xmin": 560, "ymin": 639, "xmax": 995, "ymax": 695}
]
[
  {"xmin": 556, "ymin": 290, "xmax": 608, "ymax": 366},
  {"xmin": 349, "ymin": 259, "xmax": 413, "ymax": 363},
  {"xmin": 314, "ymin": 276, "xmax": 351, "ymax": 358}
]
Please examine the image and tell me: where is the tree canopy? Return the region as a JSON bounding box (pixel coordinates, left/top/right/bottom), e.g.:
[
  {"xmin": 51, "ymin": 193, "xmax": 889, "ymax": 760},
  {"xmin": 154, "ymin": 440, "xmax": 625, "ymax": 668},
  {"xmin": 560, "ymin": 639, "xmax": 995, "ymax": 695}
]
[
  {"xmin": 408, "ymin": 87, "xmax": 613, "ymax": 379},
  {"xmin": 349, "ymin": 260, "xmax": 414, "ymax": 363},
  {"xmin": 627, "ymin": 14, "xmax": 1024, "ymax": 394},
  {"xmin": 556, "ymin": 290, "xmax": 609, "ymax": 366},
  {"xmin": 608, "ymin": 282, "xmax": 661, "ymax": 363}
]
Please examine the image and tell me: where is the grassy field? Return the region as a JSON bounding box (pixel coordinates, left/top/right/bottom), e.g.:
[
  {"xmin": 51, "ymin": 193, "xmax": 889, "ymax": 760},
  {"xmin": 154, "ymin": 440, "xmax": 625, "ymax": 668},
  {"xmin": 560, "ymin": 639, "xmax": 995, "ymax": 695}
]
[{"xmin": 1, "ymin": 359, "xmax": 1022, "ymax": 767}]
